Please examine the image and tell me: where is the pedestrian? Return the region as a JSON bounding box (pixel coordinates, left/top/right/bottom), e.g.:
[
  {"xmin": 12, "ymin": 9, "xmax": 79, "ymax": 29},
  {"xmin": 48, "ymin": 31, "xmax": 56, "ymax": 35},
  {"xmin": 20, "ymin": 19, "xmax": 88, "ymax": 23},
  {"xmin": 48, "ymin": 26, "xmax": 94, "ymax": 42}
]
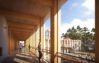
[
  {"xmin": 38, "ymin": 42, "xmax": 42, "ymax": 63},
  {"xmin": 19, "ymin": 43, "xmax": 22, "ymax": 53},
  {"xmin": 28, "ymin": 44, "xmax": 31, "ymax": 52}
]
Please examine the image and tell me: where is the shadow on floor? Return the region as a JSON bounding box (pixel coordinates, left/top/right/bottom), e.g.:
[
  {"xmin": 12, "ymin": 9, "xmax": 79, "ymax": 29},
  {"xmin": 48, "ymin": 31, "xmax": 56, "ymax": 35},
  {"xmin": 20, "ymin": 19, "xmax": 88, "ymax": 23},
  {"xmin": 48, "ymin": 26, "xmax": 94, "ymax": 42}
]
[
  {"xmin": 1, "ymin": 57, "xmax": 18, "ymax": 63},
  {"xmin": 1, "ymin": 53, "xmax": 39, "ymax": 63}
]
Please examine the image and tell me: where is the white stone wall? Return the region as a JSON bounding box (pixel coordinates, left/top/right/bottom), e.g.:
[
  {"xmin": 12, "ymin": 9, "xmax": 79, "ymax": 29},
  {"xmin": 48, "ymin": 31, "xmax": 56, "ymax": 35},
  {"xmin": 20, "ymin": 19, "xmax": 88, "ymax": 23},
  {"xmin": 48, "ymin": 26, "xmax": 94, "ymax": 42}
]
[{"xmin": 0, "ymin": 16, "xmax": 8, "ymax": 62}]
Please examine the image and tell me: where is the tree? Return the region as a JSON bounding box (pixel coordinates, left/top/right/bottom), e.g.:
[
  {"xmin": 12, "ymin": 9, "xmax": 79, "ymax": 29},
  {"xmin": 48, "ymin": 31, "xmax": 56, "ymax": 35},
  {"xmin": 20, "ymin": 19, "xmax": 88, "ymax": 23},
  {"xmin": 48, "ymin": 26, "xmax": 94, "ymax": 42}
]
[
  {"xmin": 83, "ymin": 27, "xmax": 88, "ymax": 33},
  {"xmin": 67, "ymin": 28, "xmax": 72, "ymax": 33},
  {"xmin": 91, "ymin": 28, "xmax": 95, "ymax": 32},
  {"xmin": 91, "ymin": 28, "xmax": 95, "ymax": 41},
  {"xmin": 62, "ymin": 26, "xmax": 95, "ymax": 52},
  {"xmin": 64, "ymin": 26, "xmax": 82, "ymax": 40},
  {"xmin": 72, "ymin": 26, "xmax": 76, "ymax": 32},
  {"xmin": 77, "ymin": 25, "xmax": 81, "ymax": 31}
]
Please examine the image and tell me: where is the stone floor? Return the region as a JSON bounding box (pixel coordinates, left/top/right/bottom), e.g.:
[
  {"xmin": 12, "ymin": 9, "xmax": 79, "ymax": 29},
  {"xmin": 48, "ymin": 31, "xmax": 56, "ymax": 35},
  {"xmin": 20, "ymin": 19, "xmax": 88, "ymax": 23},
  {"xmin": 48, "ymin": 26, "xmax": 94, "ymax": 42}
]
[
  {"xmin": 1, "ymin": 47, "xmax": 39, "ymax": 63},
  {"xmin": 1, "ymin": 47, "xmax": 50, "ymax": 63},
  {"xmin": 2, "ymin": 52, "xmax": 38, "ymax": 63},
  {"xmin": 2, "ymin": 53, "xmax": 38, "ymax": 63}
]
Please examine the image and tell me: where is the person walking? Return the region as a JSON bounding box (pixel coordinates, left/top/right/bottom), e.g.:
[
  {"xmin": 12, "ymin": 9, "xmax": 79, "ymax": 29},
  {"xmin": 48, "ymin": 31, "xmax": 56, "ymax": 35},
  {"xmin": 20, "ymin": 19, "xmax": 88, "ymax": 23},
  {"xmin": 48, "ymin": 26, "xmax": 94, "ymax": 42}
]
[
  {"xmin": 28, "ymin": 44, "xmax": 31, "ymax": 52},
  {"xmin": 19, "ymin": 43, "xmax": 22, "ymax": 53},
  {"xmin": 38, "ymin": 42, "xmax": 42, "ymax": 63}
]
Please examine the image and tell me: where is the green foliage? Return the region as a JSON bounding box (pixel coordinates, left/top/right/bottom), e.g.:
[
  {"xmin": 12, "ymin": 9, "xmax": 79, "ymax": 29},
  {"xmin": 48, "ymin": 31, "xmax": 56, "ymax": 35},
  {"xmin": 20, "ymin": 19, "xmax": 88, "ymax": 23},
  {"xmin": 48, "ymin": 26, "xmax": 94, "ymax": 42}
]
[
  {"xmin": 62, "ymin": 25, "xmax": 95, "ymax": 52},
  {"xmin": 62, "ymin": 25, "xmax": 95, "ymax": 41}
]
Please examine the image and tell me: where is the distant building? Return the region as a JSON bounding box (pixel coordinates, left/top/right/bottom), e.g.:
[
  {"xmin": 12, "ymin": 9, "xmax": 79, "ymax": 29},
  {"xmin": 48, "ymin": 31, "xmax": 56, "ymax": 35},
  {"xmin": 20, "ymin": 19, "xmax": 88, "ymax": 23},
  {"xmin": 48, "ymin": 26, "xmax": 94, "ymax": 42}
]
[
  {"xmin": 45, "ymin": 29, "xmax": 50, "ymax": 50},
  {"xmin": 45, "ymin": 29, "xmax": 50, "ymax": 62},
  {"xmin": 45, "ymin": 29, "xmax": 82, "ymax": 61},
  {"xmin": 61, "ymin": 37, "xmax": 81, "ymax": 53}
]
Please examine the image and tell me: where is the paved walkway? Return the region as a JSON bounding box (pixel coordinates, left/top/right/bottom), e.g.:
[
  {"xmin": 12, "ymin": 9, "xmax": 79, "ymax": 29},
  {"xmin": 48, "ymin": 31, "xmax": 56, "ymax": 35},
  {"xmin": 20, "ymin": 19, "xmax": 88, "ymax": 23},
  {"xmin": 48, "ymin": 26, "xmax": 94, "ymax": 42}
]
[
  {"xmin": 1, "ymin": 47, "xmax": 39, "ymax": 63},
  {"xmin": 2, "ymin": 52, "xmax": 38, "ymax": 63}
]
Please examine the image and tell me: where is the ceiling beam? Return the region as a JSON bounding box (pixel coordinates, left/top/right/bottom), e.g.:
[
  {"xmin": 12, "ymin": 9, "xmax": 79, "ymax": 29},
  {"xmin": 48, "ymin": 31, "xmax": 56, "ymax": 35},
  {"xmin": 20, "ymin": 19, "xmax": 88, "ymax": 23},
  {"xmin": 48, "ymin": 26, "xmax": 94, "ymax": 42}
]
[
  {"xmin": 8, "ymin": 21, "xmax": 36, "ymax": 30},
  {"xmin": 7, "ymin": 20, "xmax": 38, "ymax": 40},
  {"xmin": 7, "ymin": 20, "xmax": 37, "ymax": 27},
  {"xmin": 9, "ymin": 27, "xmax": 34, "ymax": 33},
  {"xmin": 6, "ymin": 17, "xmax": 39, "ymax": 26},
  {"xmin": 0, "ymin": 10, "xmax": 40, "ymax": 19},
  {"xmin": 0, "ymin": 0, "xmax": 52, "ymax": 8},
  {"xmin": 31, "ymin": 0, "xmax": 52, "ymax": 7},
  {"xmin": 11, "ymin": 31, "xmax": 35, "ymax": 40},
  {"xmin": 11, "ymin": 32, "xmax": 30, "ymax": 41},
  {"xmin": 0, "ymin": 10, "xmax": 40, "ymax": 25}
]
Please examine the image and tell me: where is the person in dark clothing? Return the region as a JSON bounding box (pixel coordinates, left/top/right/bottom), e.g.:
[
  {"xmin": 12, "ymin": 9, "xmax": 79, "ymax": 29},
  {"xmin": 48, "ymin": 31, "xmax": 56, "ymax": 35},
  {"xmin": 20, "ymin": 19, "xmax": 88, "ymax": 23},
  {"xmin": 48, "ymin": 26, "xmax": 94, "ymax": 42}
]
[
  {"xmin": 19, "ymin": 43, "xmax": 22, "ymax": 52},
  {"xmin": 38, "ymin": 42, "xmax": 42, "ymax": 63},
  {"xmin": 28, "ymin": 44, "xmax": 30, "ymax": 52}
]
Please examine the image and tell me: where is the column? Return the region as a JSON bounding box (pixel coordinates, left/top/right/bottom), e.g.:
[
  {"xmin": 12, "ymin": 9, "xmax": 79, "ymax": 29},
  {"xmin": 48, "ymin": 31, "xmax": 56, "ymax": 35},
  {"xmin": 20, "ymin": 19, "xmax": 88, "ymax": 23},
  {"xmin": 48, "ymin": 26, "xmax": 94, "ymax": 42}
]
[
  {"xmin": 39, "ymin": 18, "xmax": 44, "ymax": 50},
  {"xmin": 34, "ymin": 27, "xmax": 36, "ymax": 53},
  {"xmin": 50, "ymin": 0, "xmax": 59, "ymax": 63},
  {"xmin": 32, "ymin": 29, "xmax": 35, "ymax": 52},
  {"xmin": 39, "ymin": 18, "xmax": 44, "ymax": 63},
  {"xmin": 0, "ymin": 16, "xmax": 8, "ymax": 62},
  {"xmin": 58, "ymin": 10, "xmax": 61, "ymax": 63},
  {"xmin": 35, "ymin": 26, "xmax": 39, "ymax": 54},
  {"xmin": 8, "ymin": 31, "xmax": 15, "ymax": 55}
]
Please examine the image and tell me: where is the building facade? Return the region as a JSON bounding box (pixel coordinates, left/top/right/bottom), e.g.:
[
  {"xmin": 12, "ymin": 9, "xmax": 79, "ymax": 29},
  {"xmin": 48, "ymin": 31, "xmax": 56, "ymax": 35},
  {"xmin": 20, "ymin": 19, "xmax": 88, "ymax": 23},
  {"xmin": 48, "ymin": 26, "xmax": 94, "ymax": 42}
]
[{"xmin": 61, "ymin": 38, "xmax": 81, "ymax": 53}]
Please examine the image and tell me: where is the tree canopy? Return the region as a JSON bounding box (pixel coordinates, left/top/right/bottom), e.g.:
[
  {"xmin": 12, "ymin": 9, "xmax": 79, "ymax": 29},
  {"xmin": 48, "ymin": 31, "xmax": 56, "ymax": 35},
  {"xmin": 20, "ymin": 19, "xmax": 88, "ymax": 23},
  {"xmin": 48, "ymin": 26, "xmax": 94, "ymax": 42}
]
[{"xmin": 62, "ymin": 25, "xmax": 95, "ymax": 52}]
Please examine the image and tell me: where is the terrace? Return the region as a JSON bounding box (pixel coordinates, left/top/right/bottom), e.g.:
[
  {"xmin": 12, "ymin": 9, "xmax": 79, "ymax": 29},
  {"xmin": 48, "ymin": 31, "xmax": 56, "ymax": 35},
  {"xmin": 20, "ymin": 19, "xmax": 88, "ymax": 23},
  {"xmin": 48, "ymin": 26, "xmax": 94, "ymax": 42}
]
[{"xmin": 0, "ymin": 0, "xmax": 97, "ymax": 63}]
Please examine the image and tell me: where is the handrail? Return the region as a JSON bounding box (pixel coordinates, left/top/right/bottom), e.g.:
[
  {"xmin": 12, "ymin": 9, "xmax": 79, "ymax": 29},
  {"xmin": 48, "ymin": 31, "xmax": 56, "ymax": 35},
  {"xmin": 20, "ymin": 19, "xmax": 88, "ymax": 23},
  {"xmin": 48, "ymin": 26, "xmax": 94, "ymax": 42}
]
[
  {"xmin": 31, "ymin": 47, "xmax": 51, "ymax": 54},
  {"xmin": 30, "ymin": 47, "xmax": 95, "ymax": 63},
  {"xmin": 57, "ymin": 52, "xmax": 81, "ymax": 63},
  {"xmin": 31, "ymin": 47, "xmax": 81, "ymax": 63},
  {"xmin": 57, "ymin": 52, "xmax": 95, "ymax": 63},
  {"xmin": 42, "ymin": 49, "xmax": 51, "ymax": 54},
  {"xmin": 30, "ymin": 48, "xmax": 50, "ymax": 63}
]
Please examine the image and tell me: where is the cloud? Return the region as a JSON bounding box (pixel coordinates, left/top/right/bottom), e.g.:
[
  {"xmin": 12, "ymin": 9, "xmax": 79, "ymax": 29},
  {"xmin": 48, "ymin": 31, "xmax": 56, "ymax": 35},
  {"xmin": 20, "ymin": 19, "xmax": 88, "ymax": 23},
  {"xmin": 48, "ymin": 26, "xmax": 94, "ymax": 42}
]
[
  {"xmin": 71, "ymin": 2, "xmax": 79, "ymax": 9},
  {"xmin": 81, "ymin": 0, "xmax": 95, "ymax": 18},
  {"xmin": 45, "ymin": 0, "xmax": 95, "ymax": 36},
  {"xmin": 69, "ymin": 2, "xmax": 80, "ymax": 12},
  {"xmin": 68, "ymin": 0, "xmax": 95, "ymax": 19},
  {"xmin": 60, "ymin": 0, "xmax": 95, "ymax": 35},
  {"xmin": 82, "ymin": 0, "xmax": 95, "ymax": 11},
  {"xmin": 61, "ymin": 18, "xmax": 95, "ymax": 34}
]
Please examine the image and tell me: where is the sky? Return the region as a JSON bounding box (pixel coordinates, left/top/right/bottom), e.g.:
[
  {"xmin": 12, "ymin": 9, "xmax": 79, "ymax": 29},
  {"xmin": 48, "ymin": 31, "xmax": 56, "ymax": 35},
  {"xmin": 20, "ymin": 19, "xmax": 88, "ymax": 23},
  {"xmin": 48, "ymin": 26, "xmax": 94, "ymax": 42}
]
[{"xmin": 45, "ymin": 0, "xmax": 95, "ymax": 35}]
